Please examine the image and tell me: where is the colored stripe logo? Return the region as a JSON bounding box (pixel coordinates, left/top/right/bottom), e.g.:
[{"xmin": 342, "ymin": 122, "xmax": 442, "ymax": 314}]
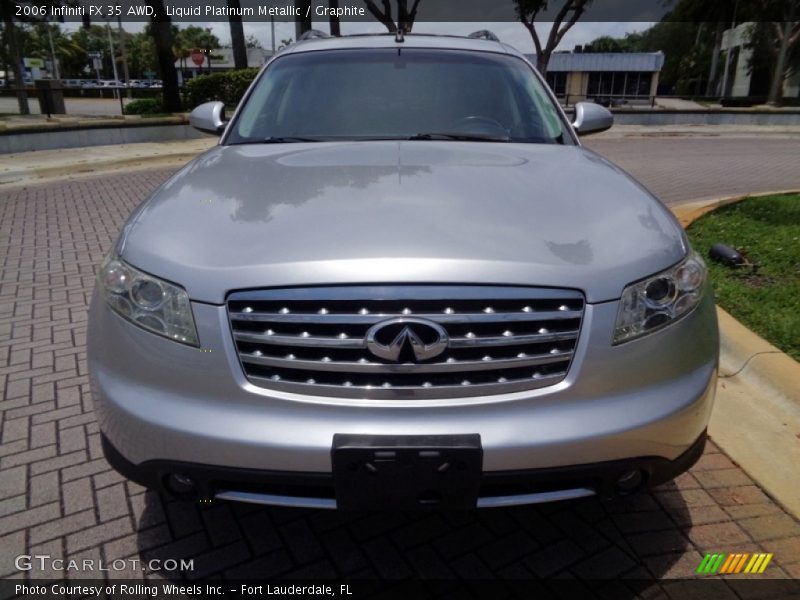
[{"xmin": 697, "ymin": 552, "xmax": 773, "ymax": 574}]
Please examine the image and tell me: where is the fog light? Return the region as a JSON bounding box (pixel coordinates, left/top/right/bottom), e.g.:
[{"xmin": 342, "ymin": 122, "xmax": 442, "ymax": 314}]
[
  {"xmin": 615, "ymin": 469, "xmax": 644, "ymax": 494},
  {"xmin": 166, "ymin": 473, "xmax": 196, "ymax": 495}
]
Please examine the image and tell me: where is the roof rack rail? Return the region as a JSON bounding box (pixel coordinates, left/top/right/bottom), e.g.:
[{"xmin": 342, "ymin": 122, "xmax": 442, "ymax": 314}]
[
  {"xmin": 298, "ymin": 30, "xmax": 331, "ymax": 41},
  {"xmin": 468, "ymin": 30, "xmax": 500, "ymax": 42}
]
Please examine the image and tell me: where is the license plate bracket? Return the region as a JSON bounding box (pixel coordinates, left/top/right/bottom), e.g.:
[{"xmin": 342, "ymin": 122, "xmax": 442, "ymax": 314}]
[{"xmin": 332, "ymin": 434, "xmax": 482, "ymax": 510}]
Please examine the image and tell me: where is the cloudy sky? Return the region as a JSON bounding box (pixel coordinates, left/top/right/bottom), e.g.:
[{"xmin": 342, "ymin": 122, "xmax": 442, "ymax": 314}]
[{"xmin": 62, "ymin": 20, "xmax": 654, "ymax": 55}]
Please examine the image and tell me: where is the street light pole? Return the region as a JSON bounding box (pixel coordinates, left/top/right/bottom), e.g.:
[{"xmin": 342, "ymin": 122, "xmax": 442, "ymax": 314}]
[
  {"xmin": 105, "ymin": 20, "xmax": 123, "ymax": 112},
  {"xmin": 105, "ymin": 21, "xmax": 120, "ymax": 83},
  {"xmin": 117, "ymin": 16, "xmax": 131, "ymax": 99},
  {"xmin": 46, "ymin": 21, "xmax": 60, "ymax": 80}
]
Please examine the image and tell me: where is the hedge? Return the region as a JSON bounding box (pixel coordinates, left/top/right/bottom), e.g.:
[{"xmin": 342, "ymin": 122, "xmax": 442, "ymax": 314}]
[
  {"xmin": 123, "ymin": 98, "xmax": 164, "ymax": 115},
  {"xmin": 184, "ymin": 68, "xmax": 259, "ymax": 109}
]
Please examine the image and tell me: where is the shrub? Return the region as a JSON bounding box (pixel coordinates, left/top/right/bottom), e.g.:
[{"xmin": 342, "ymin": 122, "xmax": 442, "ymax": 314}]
[
  {"xmin": 184, "ymin": 68, "xmax": 259, "ymax": 109},
  {"xmin": 123, "ymin": 98, "xmax": 164, "ymax": 115}
]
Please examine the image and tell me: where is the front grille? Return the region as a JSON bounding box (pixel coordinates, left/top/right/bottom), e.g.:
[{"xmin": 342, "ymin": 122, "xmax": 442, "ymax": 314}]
[{"xmin": 227, "ymin": 286, "xmax": 584, "ymax": 399}]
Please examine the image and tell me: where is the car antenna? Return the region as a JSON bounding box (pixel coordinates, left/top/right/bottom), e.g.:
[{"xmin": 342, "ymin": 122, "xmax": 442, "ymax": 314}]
[{"xmin": 395, "ymin": 27, "xmax": 405, "ymax": 43}]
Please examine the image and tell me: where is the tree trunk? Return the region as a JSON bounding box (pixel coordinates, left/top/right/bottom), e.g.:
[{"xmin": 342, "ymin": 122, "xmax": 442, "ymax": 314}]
[
  {"xmin": 3, "ymin": 12, "xmax": 29, "ymax": 115},
  {"xmin": 767, "ymin": 20, "xmax": 793, "ymax": 106},
  {"xmin": 146, "ymin": 2, "xmax": 182, "ymax": 112},
  {"xmin": 363, "ymin": 0, "xmax": 397, "ymax": 32},
  {"xmin": 295, "ymin": 0, "xmax": 312, "ymax": 38},
  {"xmin": 328, "ymin": 0, "xmax": 341, "ymax": 36},
  {"xmin": 537, "ymin": 51, "xmax": 551, "ymax": 76},
  {"xmin": 228, "ymin": 0, "xmax": 248, "ymax": 69},
  {"xmin": 705, "ymin": 22, "xmax": 724, "ymax": 96}
]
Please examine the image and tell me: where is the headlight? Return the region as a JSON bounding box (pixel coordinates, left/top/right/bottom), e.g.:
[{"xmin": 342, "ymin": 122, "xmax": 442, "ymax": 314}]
[
  {"xmin": 613, "ymin": 250, "xmax": 707, "ymax": 344},
  {"xmin": 98, "ymin": 254, "xmax": 199, "ymax": 346}
]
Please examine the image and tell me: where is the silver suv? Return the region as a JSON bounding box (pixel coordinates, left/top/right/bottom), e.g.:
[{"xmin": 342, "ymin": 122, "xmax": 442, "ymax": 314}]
[{"xmin": 88, "ymin": 32, "xmax": 718, "ymax": 510}]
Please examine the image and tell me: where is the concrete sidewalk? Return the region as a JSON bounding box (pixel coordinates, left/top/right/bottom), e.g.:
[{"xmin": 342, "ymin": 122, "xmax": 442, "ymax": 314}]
[{"xmin": 0, "ymin": 138, "xmax": 215, "ymax": 188}]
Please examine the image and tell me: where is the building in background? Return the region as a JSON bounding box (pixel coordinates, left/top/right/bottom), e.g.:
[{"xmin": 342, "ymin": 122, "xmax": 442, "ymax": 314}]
[
  {"xmin": 719, "ymin": 22, "xmax": 800, "ymax": 99},
  {"xmin": 527, "ymin": 52, "xmax": 664, "ymax": 105}
]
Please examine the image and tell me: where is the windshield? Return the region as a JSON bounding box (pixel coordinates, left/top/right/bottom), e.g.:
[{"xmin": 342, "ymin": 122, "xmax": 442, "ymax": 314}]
[{"xmin": 227, "ymin": 48, "xmax": 572, "ymax": 145}]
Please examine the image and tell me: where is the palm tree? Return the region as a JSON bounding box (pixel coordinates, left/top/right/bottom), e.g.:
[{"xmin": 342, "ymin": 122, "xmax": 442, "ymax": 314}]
[
  {"xmin": 144, "ymin": 1, "xmax": 181, "ymax": 111},
  {"xmin": 227, "ymin": 0, "xmax": 247, "ymax": 68},
  {"xmin": 172, "ymin": 33, "xmax": 191, "ymax": 83},
  {"xmin": 30, "ymin": 23, "xmax": 84, "ymax": 76}
]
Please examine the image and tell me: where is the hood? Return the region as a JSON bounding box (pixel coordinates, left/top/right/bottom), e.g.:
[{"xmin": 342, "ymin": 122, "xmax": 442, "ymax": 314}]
[{"xmin": 121, "ymin": 141, "xmax": 686, "ymax": 304}]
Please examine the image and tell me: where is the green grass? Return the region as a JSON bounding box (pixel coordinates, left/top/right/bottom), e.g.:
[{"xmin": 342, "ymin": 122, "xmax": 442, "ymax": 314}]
[{"xmin": 687, "ymin": 193, "xmax": 800, "ymax": 361}]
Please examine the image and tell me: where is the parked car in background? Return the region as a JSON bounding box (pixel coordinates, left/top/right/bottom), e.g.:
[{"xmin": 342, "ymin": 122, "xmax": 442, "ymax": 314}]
[{"xmin": 89, "ymin": 31, "xmax": 718, "ymax": 511}]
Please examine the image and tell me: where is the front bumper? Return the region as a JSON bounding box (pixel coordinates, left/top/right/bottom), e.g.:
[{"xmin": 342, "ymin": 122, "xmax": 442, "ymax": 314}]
[
  {"xmin": 102, "ymin": 429, "xmax": 707, "ymax": 508},
  {"xmin": 88, "ymin": 285, "xmax": 718, "ymax": 504}
]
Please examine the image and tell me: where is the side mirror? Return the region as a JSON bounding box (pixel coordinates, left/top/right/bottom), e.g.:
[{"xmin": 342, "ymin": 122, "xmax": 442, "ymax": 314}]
[
  {"xmin": 190, "ymin": 101, "xmax": 227, "ymax": 135},
  {"xmin": 572, "ymin": 101, "xmax": 613, "ymax": 136}
]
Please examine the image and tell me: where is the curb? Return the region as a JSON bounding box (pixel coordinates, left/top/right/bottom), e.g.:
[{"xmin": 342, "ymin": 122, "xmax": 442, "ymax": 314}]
[
  {"xmin": 0, "ymin": 114, "xmax": 191, "ymax": 134},
  {"xmin": 672, "ymin": 194, "xmax": 800, "ymax": 519}
]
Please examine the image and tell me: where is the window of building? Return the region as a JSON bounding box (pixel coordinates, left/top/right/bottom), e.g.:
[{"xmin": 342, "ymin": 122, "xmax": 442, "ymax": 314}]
[
  {"xmin": 546, "ymin": 71, "xmax": 567, "ymax": 97},
  {"xmin": 587, "ymin": 72, "xmax": 653, "ymax": 98}
]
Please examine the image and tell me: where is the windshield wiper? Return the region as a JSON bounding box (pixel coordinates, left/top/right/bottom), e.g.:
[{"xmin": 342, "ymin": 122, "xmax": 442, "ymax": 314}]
[
  {"xmin": 262, "ymin": 136, "xmax": 325, "ymax": 143},
  {"xmin": 409, "ymin": 132, "xmax": 511, "ymax": 142}
]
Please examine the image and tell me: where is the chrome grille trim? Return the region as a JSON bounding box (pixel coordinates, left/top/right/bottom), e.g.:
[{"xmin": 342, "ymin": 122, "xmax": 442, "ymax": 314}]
[
  {"xmin": 227, "ymin": 285, "xmax": 585, "ymax": 399},
  {"xmin": 241, "ymin": 350, "xmax": 574, "ymax": 373},
  {"xmin": 448, "ymin": 331, "xmax": 579, "ymax": 348},
  {"xmin": 234, "ymin": 331, "xmax": 365, "ymax": 348},
  {"xmin": 229, "ymin": 309, "xmax": 583, "ymax": 324},
  {"xmin": 247, "ymin": 372, "xmax": 567, "ymax": 400},
  {"xmin": 233, "ymin": 329, "xmax": 579, "ymax": 347}
]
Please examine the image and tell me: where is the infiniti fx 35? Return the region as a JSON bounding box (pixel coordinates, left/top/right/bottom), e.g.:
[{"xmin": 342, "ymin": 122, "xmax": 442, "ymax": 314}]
[{"xmin": 88, "ymin": 32, "xmax": 718, "ymax": 510}]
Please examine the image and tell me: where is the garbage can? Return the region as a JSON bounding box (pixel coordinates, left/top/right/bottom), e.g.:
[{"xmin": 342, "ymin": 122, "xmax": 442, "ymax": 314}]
[{"xmin": 35, "ymin": 79, "xmax": 66, "ymax": 116}]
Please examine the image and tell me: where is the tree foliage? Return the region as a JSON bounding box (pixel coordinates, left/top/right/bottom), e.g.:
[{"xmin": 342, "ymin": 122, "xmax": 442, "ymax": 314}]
[
  {"xmin": 183, "ymin": 67, "xmax": 259, "ymax": 108},
  {"xmin": 584, "ymin": 0, "xmax": 798, "ymax": 100},
  {"xmin": 245, "ymin": 34, "xmax": 263, "ymax": 49}
]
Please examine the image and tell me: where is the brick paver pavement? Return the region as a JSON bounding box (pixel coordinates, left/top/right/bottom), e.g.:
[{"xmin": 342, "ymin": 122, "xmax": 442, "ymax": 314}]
[
  {"xmin": 585, "ymin": 135, "xmax": 800, "ymax": 205},
  {"xmin": 2, "ymin": 136, "xmax": 800, "ymax": 596}
]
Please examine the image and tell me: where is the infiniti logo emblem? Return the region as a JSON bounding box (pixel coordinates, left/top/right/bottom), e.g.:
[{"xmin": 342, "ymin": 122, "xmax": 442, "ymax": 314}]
[{"xmin": 365, "ymin": 318, "xmax": 449, "ymax": 362}]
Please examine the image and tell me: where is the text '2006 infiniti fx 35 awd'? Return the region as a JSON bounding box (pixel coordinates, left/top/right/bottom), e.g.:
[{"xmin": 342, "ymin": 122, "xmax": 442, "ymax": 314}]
[{"xmin": 88, "ymin": 31, "xmax": 718, "ymax": 510}]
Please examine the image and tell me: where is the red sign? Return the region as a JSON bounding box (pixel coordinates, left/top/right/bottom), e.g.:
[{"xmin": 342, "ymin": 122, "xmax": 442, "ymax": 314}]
[{"xmin": 190, "ymin": 48, "xmax": 205, "ymax": 67}]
